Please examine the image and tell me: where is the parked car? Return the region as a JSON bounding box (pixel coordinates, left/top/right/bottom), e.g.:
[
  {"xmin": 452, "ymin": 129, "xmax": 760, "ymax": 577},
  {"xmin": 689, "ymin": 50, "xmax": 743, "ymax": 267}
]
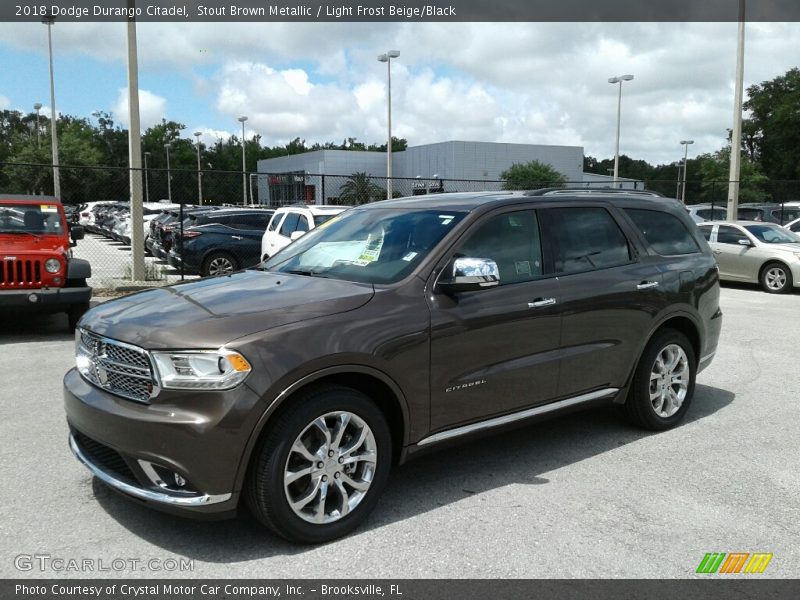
[
  {"xmin": 167, "ymin": 208, "xmax": 274, "ymax": 276},
  {"xmin": 685, "ymin": 203, "xmax": 728, "ymax": 223},
  {"xmin": 261, "ymin": 204, "xmax": 347, "ymax": 260},
  {"xmin": 1, "ymin": 194, "xmax": 91, "ymax": 330},
  {"xmin": 149, "ymin": 206, "xmax": 217, "ymax": 260},
  {"xmin": 698, "ymin": 220, "xmax": 800, "ymax": 293},
  {"xmin": 785, "ymin": 217, "xmax": 800, "ymax": 233},
  {"xmin": 65, "ymin": 190, "xmax": 721, "ymax": 543}
]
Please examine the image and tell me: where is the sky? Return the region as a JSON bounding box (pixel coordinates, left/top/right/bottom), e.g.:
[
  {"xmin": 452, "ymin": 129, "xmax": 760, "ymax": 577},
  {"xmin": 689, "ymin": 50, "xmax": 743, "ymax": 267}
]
[{"xmin": 0, "ymin": 21, "xmax": 798, "ymax": 166}]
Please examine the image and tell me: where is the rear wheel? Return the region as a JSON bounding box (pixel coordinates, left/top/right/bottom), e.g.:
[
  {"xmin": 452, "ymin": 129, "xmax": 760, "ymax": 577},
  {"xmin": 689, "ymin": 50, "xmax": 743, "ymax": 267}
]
[
  {"xmin": 245, "ymin": 385, "xmax": 392, "ymax": 543},
  {"xmin": 622, "ymin": 329, "xmax": 696, "ymax": 430},
  {"xmin": 760, "ymin": 261, "xmax": 792, "ymax": 294},
  {"xmin": 202, "ymin": 252, "xmax": 238, "ymax": 277}
]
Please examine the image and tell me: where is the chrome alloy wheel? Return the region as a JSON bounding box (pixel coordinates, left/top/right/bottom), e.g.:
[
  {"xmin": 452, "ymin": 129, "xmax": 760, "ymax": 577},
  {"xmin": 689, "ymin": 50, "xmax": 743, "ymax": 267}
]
[
  {"xmin": 207, "ymin": 256, "xmax": 234, "ymax": 276},
  {"xmin": 764, "ymin": 266, "xmax": 787, "ymax": 291},
  {"xmin": 284, "ymin": 411, "xmax": 377, "ymax": 524},
  {"xmin": 649, "ymin": 344, "xmax": 690, "ymax": 418}
]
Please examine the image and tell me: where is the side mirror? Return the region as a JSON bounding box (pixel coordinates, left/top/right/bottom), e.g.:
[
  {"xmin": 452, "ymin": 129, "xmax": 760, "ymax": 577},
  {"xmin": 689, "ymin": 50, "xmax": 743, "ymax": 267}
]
[
  {"xmin": 737, "ymin": 238, "xmax": 752, "ymax": 247},
  {"xmin": 290, "ymin": 231, "xmax": 305, "ymax": 241},
  {"xmin": 70, "ymin": 225, "xmax": 84, "ymax": 242},
  {"xmin": 437, "ymin": 257, "xmax": 500, "ymax": 293}
]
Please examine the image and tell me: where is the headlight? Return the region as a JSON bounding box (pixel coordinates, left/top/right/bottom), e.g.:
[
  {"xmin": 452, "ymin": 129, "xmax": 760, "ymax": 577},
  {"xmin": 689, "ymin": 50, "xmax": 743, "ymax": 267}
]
[
  {"xmin": 151, "ymin": 349, "xmax": 251, "ymax": 391},
  {"xmin": 45, "ymin": 258, "xmax": 61, "ymax": 273}
]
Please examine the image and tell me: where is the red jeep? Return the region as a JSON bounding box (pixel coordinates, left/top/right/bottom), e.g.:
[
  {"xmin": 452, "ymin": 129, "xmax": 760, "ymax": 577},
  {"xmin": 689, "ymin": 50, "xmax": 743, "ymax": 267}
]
[{"xmin": 0, "ymin": 194, "xmax": 92, "ymax": 330}]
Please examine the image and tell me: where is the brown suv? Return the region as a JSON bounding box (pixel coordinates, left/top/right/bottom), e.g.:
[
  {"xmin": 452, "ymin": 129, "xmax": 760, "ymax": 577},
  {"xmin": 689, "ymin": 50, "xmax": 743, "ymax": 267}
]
[{"xmin": 64, "ymin": 190, "xmax": 721, "ymax": 543}]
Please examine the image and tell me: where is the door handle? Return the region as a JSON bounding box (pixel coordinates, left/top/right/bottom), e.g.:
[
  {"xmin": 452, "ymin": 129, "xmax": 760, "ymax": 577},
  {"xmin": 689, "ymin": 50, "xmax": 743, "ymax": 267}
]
[
  {"xmin": 637, "ymin": 281, "xmax": 659, "ymax": 290},
  {"xmin": 528, "ymin": 298, "xmax": 556, "ymax": 308},
  {"xmin": 231, "ymin": 235, "xmax": 243, "ymax": 240},
  {"xmin": 713, "ymin": 250, "xmax": 722, "ymax": 255}
]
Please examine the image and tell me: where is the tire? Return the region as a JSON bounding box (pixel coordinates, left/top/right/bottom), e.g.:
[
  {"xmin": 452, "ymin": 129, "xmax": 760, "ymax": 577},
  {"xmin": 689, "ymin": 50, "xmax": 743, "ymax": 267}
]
[
  {"xmin": 202, "ymin": 252, "xmax": 239, "ymax": 277},
  {"xmin": 622, "ymin": 329, "xmax": 696, "ymax": 430},
  {"xmin": 245, "ymin": 385, "xmax": 392, "ymax": 544},
  {"xmin": 67, "ymin": 302, "xmax": 90, "ymax": 332},
  {"xmin": 760, "ymin": 261, "xmax": 792, "ymax": 294}
]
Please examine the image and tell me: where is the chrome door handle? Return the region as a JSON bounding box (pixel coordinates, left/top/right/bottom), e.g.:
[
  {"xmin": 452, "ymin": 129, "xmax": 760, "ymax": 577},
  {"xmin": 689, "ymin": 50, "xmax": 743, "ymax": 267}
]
[
  {"xmin": 231, "ymin": 235, "xmax": 243, "ymax": 240},
  {"xmin": 637, "ymin": 281, "xmax": 659, "ymax": 290},
  {"xmin": 528, "ymin": 298, "xmax": 556, "ymax": 308},
  {"xmin": 713, "ymin": 250, "xmax": 722, "ymax": 254}
]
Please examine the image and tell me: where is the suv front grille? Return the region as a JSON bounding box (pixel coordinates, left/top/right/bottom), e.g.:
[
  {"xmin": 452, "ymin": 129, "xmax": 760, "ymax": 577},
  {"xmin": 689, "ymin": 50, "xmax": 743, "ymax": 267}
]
[
  {"xmin": 0, "ymin": 258, "xmax": 43, "ymax": 288},
  {"xmin": 77, "ymin": 329, "xmax": 156, "ymax": 403}
]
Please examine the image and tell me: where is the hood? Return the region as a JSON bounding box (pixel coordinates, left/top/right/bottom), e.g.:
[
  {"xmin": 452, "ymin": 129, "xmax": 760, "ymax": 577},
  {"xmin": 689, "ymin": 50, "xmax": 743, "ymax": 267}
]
[
  {"xmin": 0, "ymin": 234, "xmax": 69, "ymax": 255},
  {"xmin": 82, "ymin": 269, "xmax": 375, "ymax": 349}
]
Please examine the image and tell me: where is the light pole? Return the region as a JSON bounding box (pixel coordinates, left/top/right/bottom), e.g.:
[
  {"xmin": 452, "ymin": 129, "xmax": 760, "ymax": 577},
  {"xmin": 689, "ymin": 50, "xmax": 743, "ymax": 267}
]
[
  {"xmin": 43, "ymin": 13, "xmax": 60, "ymax": 198},
  {"xmin": 238, "ymin": 116, "xmax": 248, "ymax": 205},
  {"xmin": 608, "ymin": 74, "xmax": 634, "ymax": 186},
  {"xmin": 33, "ymin": 103, "xmax": 42, "ymax": 147},
  {"xmin": 680, "ymin": 140, "xmax": 694, "ymax": 203},
  {"xmin": 378, "ymin": 50, "xmax": 400, "ymax": 200},
  {"xmin": 143, "ymin": 151, "xmax": 151, "ymax": 203},
  {"xmin": 727, "ymin": 0, "xmax": 746, "ymax": 220},
  {"xmin": 194, "ymin": 131, "xmax": 203, "ymax": 205},
  {"xmin": 164, "ymin": 142, "xmax": 172, "ymax": 203}
]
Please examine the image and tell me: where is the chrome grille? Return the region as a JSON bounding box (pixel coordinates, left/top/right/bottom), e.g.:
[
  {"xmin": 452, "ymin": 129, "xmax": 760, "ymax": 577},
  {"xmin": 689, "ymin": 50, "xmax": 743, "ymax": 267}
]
[
  {"xmin": 0, "ymin": 258, "xmax": 43, "ymax": 288},
  {"xmin": 76, "ymin": 329, "xmax": 155, "ymax": 403}
]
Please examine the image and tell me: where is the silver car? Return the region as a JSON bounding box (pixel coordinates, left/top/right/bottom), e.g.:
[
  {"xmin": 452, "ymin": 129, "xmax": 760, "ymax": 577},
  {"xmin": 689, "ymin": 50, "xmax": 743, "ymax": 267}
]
[{"xmin": 698, "ymin": 221, "xmax": 800, "ymax": 293}]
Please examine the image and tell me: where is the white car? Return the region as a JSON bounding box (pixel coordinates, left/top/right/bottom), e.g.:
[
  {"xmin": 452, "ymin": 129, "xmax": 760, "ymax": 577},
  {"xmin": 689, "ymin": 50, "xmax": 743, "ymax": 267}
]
[
  {"xmin": 261, "ymin": 205, "xmax": 347, "ymax": 260},
  {"xmin": 785, "ymin": 217, "xmax": 800, "ymax": 234}
]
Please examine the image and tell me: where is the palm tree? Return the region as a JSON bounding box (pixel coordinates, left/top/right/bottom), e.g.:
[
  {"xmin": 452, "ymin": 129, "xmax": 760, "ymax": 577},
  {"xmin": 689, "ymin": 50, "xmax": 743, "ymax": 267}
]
[{"xmin": 338, "ymin": 172, "xmax": 385, "ymax": 205}]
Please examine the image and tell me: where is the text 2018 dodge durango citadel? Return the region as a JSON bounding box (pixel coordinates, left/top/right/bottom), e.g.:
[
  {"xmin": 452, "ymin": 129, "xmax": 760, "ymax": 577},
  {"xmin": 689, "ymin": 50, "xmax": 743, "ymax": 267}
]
[{"xmin": 64, "ymin": 190, "xmax": 721, "ymax": 543}]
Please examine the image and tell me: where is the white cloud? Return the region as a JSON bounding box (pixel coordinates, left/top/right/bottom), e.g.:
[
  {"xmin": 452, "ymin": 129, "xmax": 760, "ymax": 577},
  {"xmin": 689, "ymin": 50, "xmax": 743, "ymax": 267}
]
[
  {"xmin": 0, "ymin": 95, "xmax": 9, "ymax": 110},
  {"xmin": 112, "ymin": 88, "xmax": 167, "ymax": 130}
]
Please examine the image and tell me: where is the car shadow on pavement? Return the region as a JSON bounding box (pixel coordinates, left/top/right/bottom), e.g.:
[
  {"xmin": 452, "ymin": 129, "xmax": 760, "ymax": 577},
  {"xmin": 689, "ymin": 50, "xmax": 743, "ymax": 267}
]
[
  {"xmin": 91, "ymin": 383, "xmax": 733, "ymax": 562},
  {"xmin": 0, "ymin": 298, "xmax": 108, "ymax": 343}
]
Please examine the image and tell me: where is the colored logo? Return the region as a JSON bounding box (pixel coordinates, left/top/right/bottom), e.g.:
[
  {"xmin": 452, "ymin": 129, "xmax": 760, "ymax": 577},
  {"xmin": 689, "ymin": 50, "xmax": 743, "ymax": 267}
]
[{"xmin": 697, "ymin": 552, "xmax": 773, "ymax": 574}]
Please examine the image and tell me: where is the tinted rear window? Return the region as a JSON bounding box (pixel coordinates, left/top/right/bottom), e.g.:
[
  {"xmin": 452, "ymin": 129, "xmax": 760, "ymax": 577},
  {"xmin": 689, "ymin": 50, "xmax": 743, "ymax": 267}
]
[
  {"xmin": 624, "ymin": 208, "xmax": 700, "ymax": 255},
  {"xmin": 545, "ymin": 207, "xmax": 631, "ymax": 274}
]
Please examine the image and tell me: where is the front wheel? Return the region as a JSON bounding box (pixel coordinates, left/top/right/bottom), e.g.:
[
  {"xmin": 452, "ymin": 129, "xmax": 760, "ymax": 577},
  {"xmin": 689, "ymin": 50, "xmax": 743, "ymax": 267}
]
[
  {"xmin": 245, "ymin": 385, "xmax": 392, "ymax": 543},
  {"xmin": 760, "ymin": 262, "xmax": 792, "ymax": 294},
  {"xmin": 622, "ymin": 329, "xmax": 696, "ymax": 430},
  {"xmin": 202, "ymin": 252, "xmax": 238, "ymax": 277}
]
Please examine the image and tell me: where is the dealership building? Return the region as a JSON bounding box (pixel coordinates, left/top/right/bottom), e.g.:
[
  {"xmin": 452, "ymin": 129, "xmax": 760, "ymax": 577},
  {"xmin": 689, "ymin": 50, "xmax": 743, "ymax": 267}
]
[{"xmin": 256, "ymin": 140, "xmax": 641, "ymax": 205}]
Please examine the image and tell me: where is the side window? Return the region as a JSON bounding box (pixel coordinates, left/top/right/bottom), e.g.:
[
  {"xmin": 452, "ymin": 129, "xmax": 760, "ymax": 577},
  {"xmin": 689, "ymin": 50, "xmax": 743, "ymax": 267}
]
[
  {"xmin": 545, "ymin": 207, "xmax": 631, "ymax": 275},
  {"xmin": 698, "ymin": 226, "xmax": 713, "ymax": 241},
  {"xmin": 279, "ymin": 212, "xmax": 300, "ymax": 237},
  {"xmin": 791, "ymin": 221, "xmax": 800, "ymax": 233},
  {"xmin": 268, "ymin": 213, "xmax": 282, "ymax": 231},
  {"xmin": 717, "ymin": 225, "xmax": 748, "ymax": 245},
  {"xmin": 454, "ymin": 210, "xmax": 543, "ymax": 285},
  {"xmin": 624, "ymin": 208, "xmax": 700, "ymax": 255},
  {"xmin": 737, "ymin": 208, "xmax": 762, "ymax": 221},
  {"xmin": 296, "ymin": 215, "xmax": 310, "ymax": 233},
  {"xmin": 234, "ymin": 214, "xmax": 270, "ymax": 230}
]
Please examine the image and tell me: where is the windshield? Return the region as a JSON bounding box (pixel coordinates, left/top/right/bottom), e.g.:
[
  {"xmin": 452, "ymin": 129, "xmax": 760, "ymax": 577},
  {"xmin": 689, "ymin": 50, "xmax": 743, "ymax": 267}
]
[
  {"xmin": 0, "ymin": 203, "xmax": 64, "ymax": 234},
  {"xmin": 744, "ymin": 224, "xmax": 800, "ymax": 244},
  {"xmin": 263, "ymin": 208, "xmax": 467, "ymax": 284}
]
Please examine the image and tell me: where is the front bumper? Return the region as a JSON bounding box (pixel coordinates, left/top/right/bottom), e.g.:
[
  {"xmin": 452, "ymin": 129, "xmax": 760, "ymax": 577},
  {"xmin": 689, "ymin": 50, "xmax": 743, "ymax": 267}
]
[
  {"xmin": 0, "ymin": 286, "xmax": 91, "ymax": 310},
  {"xmin": 63, "ymin": 367, "xmax": 265, "ymax": 518}
]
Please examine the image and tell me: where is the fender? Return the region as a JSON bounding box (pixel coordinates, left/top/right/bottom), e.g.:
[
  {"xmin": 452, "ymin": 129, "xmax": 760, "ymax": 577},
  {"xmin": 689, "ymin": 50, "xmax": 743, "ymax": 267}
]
[
  {"xmin": 614, "ymin": 308, "xmax": 703, "ymax": 404},
  {"xmin": 67, "ymin": 258, "xmax": 91, "ymax": 280},
  {"xmin": 231, "ymin": 364, "xmax": 412, "ymax": 494}
]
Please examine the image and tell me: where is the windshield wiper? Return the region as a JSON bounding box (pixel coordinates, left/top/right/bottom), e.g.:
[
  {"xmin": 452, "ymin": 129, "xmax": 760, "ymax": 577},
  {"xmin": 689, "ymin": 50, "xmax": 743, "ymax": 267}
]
[
  {"xmin": 0, "ymin": 229, "xmax": 40, "ymax": 239},
  {"xmin": 286, "ymin": 269, "xmax": 328, "ymax": 278}
]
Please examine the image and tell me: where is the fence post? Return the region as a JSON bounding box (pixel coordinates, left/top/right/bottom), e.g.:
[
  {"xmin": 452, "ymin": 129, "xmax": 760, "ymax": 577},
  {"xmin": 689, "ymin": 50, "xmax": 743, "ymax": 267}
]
[{"xmin": 321, "ymin": 174, "xmax": 325, "ymax": 205}]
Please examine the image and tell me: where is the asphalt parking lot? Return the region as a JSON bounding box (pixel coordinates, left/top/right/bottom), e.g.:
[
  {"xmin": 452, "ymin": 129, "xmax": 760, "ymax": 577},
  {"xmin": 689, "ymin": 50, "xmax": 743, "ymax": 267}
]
[{"xmin": 0, "ymin": 285, "xmax": 797, "ymax": 578}]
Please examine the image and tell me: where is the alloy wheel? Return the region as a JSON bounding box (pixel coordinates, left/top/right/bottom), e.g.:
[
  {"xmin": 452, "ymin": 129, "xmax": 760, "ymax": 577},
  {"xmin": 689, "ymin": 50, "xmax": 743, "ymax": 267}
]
[
  {"xmin": 764, "ymin": 266, "xmax": 787, "ymax": 291},
  {"xmin": 207, "ymin": 256, "xmax": 234, "ymax": 276},
  {"xmin": 649, "ymin": 344, "xmax": 690, "ymax": 418}
]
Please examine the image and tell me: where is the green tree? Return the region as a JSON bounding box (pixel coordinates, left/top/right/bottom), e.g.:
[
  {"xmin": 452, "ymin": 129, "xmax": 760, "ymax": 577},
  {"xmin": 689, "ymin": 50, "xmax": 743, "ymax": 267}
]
[
  {"xmin": 742, "ymin": 67, "xmax": 800, "ymax": 180},
  {"xmin": 694, "ymin": 149, "xmax": 769, "ymax": 203},
  {"xmin": 338, "ymin": 172, "xmax": 384, "ymax": 205},
  {"xmin": 500, "ymin": 160, "xmax": 566, "ymax": 190}
]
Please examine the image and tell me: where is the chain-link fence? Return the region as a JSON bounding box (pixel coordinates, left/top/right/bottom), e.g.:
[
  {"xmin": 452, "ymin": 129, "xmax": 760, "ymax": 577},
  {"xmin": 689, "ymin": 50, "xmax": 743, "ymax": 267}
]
[{"xmin": 3, "ymin": 161, "xmax": 800, "ymax": 291}]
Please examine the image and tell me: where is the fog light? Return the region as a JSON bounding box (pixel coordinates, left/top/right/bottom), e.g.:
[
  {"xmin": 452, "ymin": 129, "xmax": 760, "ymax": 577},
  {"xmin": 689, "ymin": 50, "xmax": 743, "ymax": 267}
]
[
  {"xmin": 53, "ymin": 277, "xmax": 62, "ymax": 285},
  {"xmin": 28, "ymin": 293, "xmax": 38, "ymax": 303}
]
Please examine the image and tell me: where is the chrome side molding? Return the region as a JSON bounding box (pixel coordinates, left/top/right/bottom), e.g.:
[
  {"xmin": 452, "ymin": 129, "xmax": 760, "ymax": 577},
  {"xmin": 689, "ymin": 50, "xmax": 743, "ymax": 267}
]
[{"xmin": 417, "ymin": 387, "xmax": 619, "ymax": 447}]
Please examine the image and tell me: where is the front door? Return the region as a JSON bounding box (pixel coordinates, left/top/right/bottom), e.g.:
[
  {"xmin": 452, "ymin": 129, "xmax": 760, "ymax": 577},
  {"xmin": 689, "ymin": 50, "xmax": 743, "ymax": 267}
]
[{"xmin": 427, "ymin": 208, "xmax": 562, "ymax": 432}]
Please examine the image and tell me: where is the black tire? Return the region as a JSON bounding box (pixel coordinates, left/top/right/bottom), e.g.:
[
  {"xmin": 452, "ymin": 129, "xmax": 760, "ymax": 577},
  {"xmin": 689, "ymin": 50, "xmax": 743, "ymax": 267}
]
[
  {"xmin": 67, "ymin": 302, "xmax": 90, "ymax": 332},
  {"xmin": 201, "ymin": 251, "xmax": 239, "ymax": 277},
  {"xmin": 760, "ymin": 261, "xmax": 792, "ymax": 294},
  {"xmin": 622, "ymin": 329, "xmax": 696, "ymax": 431},
  {"xmin": 245, "ymin": 385, "xmax": 392, "ymax": 544}
]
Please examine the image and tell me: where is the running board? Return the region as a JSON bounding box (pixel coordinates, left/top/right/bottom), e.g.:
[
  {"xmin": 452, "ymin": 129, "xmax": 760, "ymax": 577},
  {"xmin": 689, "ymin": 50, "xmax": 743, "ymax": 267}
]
[{"xmin": 417, "ymin": 387, "xmax": 619, "ymax": 446}]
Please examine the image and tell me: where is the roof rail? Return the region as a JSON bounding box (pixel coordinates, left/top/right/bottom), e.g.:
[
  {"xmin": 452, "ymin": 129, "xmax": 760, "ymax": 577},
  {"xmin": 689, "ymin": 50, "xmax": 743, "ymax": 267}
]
[{"xmin": 524, "ymin": 187, "xmax": 665, "ymax": 198}]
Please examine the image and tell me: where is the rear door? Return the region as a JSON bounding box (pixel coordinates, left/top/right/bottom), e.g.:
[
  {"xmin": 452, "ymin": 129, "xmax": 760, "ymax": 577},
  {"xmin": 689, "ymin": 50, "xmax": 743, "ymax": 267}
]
[
  {"xmin": 541, "ymin": 204, "xmax": 667, "ymax": 398},
  {"xmin": 227, "ymin": 213, "xmax": 273, "ymax": 268}
]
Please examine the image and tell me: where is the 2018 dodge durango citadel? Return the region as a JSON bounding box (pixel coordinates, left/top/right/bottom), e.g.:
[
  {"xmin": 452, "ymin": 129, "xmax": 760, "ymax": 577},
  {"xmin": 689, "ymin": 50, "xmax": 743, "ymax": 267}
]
[{"xmin": 64, "ymin": 190, "xmax": 722, "ymax": 543}]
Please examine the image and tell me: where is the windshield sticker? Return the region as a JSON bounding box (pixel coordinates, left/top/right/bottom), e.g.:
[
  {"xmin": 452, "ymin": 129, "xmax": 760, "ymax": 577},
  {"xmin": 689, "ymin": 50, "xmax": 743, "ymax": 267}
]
[
  {"xmin": 402, "ymin": 251, "xmax": 418, "ymax": 262},
  {"xmin": 41, "ymin": 205, "xmax": 58, "ymax": 212},
  {"xmin": 515, "ymin": 260, "xmax": 531, "ymax": 276},
  {"xmin": 353, "ymin": 229, "xmax": 384, "ymax": 266}
]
